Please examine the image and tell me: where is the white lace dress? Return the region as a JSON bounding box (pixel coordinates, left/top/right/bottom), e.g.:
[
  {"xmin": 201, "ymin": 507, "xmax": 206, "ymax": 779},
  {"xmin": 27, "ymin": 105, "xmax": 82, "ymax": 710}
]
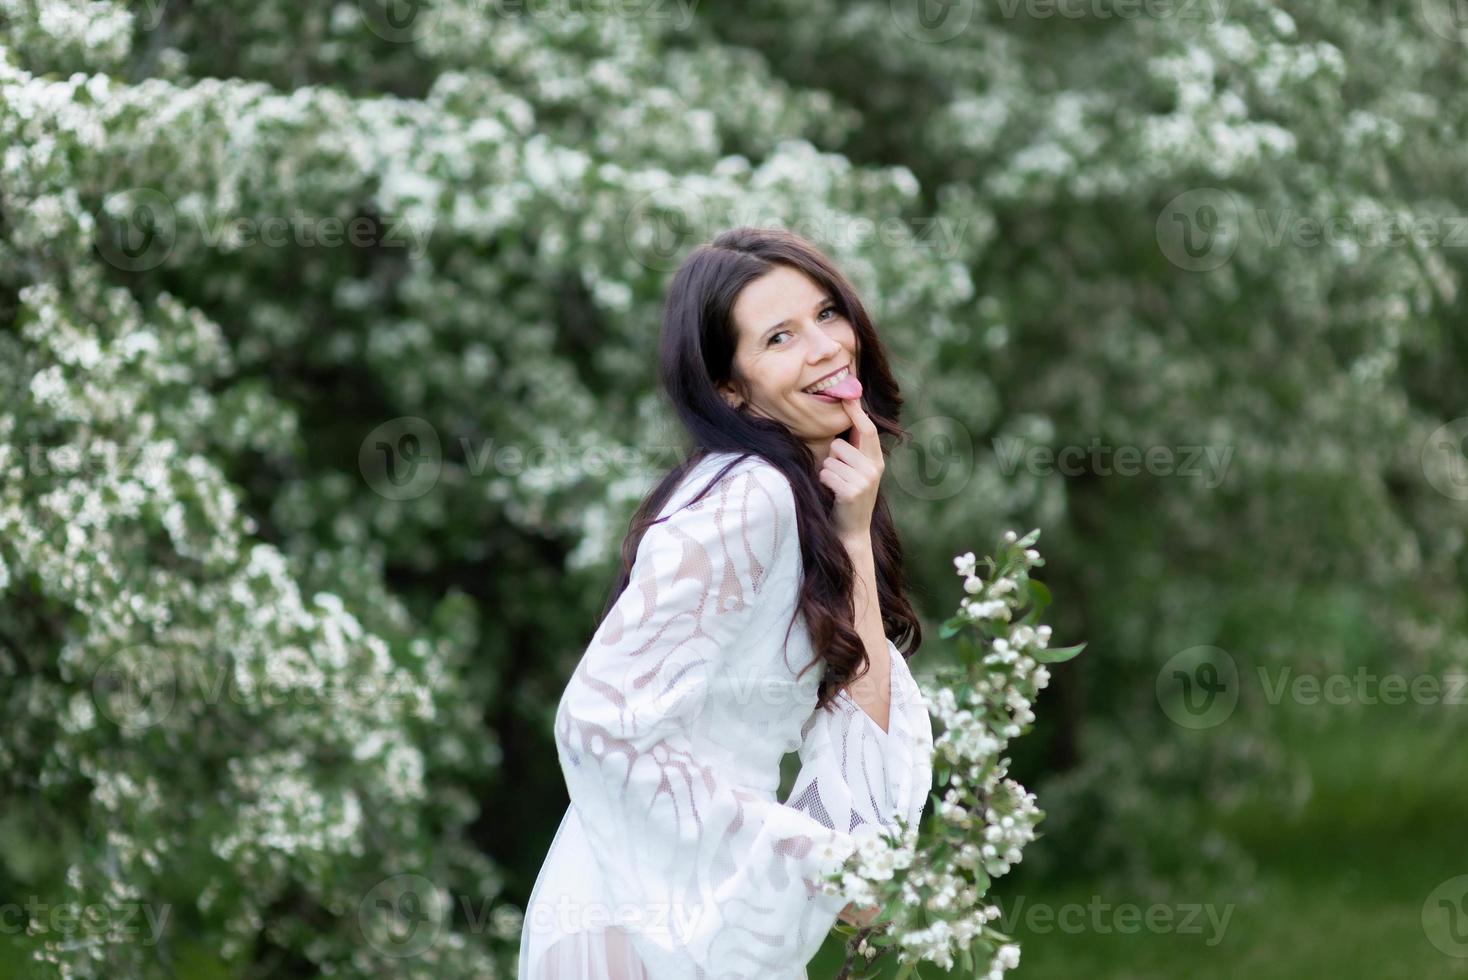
[{"xmin": 518, "ymin": 451, "xmax": 935, "ymax": 980}]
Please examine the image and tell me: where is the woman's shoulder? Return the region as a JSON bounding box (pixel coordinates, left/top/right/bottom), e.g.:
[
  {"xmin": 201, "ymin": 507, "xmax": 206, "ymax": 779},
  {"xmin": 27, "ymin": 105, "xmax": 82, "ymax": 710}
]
[
  {"xmin": 688, "ymin": 451, "xmax": 795, "ymax": 503},
  {"xmin": 662, "ymin": 451, "xmax": 798, "ymax": 526}
]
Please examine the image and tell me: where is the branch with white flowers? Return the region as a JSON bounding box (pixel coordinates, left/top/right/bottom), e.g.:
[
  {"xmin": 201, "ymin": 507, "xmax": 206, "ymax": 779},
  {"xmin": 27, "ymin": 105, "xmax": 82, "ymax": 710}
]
[{"xmin": 817, "ymin": 529, "xmax": 1085, "ymax": 980}]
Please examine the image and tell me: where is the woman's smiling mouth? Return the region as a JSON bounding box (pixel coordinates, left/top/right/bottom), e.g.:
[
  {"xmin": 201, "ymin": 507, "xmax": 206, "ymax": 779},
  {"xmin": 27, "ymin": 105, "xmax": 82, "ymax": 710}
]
[{"xmin": 802, "ymin": 366, "xmax": 851, "ymax": 395}]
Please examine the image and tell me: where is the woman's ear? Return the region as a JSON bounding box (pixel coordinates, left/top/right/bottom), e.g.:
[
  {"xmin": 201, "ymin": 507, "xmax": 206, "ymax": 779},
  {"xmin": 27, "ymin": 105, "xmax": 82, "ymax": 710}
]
[{"xmin": 718, "ymin": 382, "xmax": 743, "ymax": 412}]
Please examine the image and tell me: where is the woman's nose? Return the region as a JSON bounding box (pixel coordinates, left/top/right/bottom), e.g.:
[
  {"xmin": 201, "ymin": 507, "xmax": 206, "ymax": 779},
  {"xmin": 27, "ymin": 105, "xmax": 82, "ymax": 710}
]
[{"xmin": 808, "ymin": 328, "xmax": 843, "ymax": 360}]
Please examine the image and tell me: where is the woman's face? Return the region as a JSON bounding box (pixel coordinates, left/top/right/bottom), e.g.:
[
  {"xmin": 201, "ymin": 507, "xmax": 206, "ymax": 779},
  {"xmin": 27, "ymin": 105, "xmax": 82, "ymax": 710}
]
[{"xmin": 720, "ymin": 264, "xmax": 859, "ymax": 458}]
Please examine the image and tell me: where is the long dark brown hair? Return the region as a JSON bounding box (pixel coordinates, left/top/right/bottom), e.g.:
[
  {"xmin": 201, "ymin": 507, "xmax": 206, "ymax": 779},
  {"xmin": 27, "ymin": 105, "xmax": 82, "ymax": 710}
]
[{"xmin": 598, "ymin": 226, "xmax": 922, "ymax": 713}]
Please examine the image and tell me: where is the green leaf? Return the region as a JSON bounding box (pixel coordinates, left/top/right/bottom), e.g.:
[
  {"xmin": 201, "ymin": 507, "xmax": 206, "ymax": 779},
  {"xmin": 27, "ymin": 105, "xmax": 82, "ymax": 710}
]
[
  {"xmin": 939, "ymin": 616, "xmax": 964, "ymax": 639},
  {"xmin": 1027, "ymin": 579, "xmax": 1052, "ymax": 607},
  {"xmin": 1033, "ymin": 642, "xmax": 1086, "ymax": 663}
]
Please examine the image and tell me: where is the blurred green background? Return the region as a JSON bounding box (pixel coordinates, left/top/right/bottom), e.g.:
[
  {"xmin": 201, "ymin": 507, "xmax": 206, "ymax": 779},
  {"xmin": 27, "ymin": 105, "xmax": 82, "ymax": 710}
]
[{"xmin": 3, "ymin": 0, "xmax": 1467, "ymax": 976}]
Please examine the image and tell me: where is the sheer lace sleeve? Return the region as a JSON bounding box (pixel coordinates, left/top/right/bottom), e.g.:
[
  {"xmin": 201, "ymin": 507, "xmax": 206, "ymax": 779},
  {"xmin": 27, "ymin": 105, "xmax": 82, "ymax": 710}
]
[
  {"xmin": 549, "ymin": 459, "xmax": 852, "ymax": 979},
  {"xmin": 785, "ymin": 638, "xmax": 935, "ymax": 841}
]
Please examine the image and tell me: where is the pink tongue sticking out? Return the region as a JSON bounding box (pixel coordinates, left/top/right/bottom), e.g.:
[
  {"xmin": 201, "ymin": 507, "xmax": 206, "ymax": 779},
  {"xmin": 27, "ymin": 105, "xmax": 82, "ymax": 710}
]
[{"xmin": 810, "ymin": 374, "xmax": 863, "ymax": 402}]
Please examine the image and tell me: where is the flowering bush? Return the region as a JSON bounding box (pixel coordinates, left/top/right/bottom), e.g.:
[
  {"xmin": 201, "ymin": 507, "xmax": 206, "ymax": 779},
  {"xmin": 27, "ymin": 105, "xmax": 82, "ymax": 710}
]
[
  {"xmin": 816, "ymin": 530, "xmax": 1083, "ymax": 979},
  {"xmin": 4, "ymin": 0, "xmax": 1465, "ymax": 975}
]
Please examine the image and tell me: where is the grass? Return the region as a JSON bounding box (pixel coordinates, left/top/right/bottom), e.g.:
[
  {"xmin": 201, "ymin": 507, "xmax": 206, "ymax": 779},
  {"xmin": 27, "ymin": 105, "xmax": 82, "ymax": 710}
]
[
  {"xmin": 810, "ymin": 706, "xmax": 1468, "ymax": 979},
  {"xmin": 4, "ymin": 707, "xmax": 1461, "ymax": 978}
]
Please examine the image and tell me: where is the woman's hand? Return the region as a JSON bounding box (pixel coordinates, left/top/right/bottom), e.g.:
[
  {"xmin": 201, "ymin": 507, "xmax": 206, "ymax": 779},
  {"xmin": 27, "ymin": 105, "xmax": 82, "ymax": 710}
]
[
  {"xmin": 838, "ymin": 900, "xmax": 883, "ymax": 929},
  {"xmin": 818, "ymin": 397, "xmax": 884, "ymax": 541}
]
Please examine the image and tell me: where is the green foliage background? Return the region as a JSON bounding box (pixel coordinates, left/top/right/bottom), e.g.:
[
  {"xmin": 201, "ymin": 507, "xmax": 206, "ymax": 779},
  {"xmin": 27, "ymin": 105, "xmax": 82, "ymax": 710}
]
[{"xmin": 3, "ymin": 0, "xmax": 1466, "ymax": 976}]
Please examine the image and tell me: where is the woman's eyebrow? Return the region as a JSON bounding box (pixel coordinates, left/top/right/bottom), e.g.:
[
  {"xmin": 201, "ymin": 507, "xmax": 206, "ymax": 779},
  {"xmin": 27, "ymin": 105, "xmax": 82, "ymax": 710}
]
[{"xmin": 762, "ymin": 295, "xmax": 834, "ymax": 337}]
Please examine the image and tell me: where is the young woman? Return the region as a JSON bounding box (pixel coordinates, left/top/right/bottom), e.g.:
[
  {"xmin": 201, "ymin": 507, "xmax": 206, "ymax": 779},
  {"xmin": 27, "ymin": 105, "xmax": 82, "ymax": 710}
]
[{"xmin": 518, "ymin": 227, "xmax": 934, "ymax": 979}]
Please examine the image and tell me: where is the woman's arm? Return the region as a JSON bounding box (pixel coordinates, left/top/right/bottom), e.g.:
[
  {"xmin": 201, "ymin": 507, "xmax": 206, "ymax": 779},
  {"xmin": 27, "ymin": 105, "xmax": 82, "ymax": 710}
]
[
  {"xmin": 840, "ymin": 530, "xmax": 892, "ymax": 733},
  {"xmin": 818, "ymin": 395, "xmax": 893, "ymax": 733}
]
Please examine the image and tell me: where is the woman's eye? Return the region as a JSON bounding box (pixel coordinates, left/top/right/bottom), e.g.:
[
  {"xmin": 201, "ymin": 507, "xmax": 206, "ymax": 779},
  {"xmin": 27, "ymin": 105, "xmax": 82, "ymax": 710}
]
[{"xmin": 769, "ymin": 308, "xmax": 838, "ymax": 346}]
